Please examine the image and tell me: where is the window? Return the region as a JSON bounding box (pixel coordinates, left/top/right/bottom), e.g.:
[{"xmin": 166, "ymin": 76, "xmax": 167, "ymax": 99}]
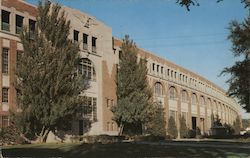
[
  {"xmin": 2, "ymin": 116, "xmax": 9, "ymax": 128},
  {"xmin": 29, "ymin": 19, "xmax": 36, "ymax": 38},
  {"xmin": 181, "ymin": 90, "xmax": 188, "ymax": 102},
  {"xmin": 152, "ymin": 63, "xmax": 155, "ymax": 71},
  {"xmin": 161, "ymin": 66, "xmax": 164, "ymax": 74},
  {"xmin": 78, "ymin": 58, "xmax": 96, "ymax": 81},
  {"xmin": 2, "ymin": 88, "xmax": 9, "ymax": 103},
  {"xmin": 2, "ymin": 48, "xmax": 9, "ymax": 74},
  {"xmin": 92, "ymin": 37, "xmax": 97, "ymax": 53},
  {"xmin": 200, "ymin": 96, "xmax": 205, "ymax": 106},
  {"xmin": 73, "ymin": 30, "xmax": 79, "ymax": 41},
  {"xmin": 1, "ymin": 10, "xmax": 10, "ymax": 31},
  {"xmin": 192, "ymin": 93, "xmax": 197, "ymax": 105},
  {"xmin": 157, "ymin": 65, "xmax": 159, "ymax": 72},
  {"xmin": 82, "ymin": 96, "xmax": 97, "ymax": 121},
  {"xmin": 169, "ymin": 87, "xmax": 177, "ymax": 100},
  {"xmin": 170, "ymin": 110, "xmax": 177, "ymax": 122},
  {"xmin": 154, "ymin": 82, "xmax": 163, "ymax": 96},
  {"xmin": 16, "ymin": 15, "xmax": 24, "ymax": 34},
  {"xmin": 83, "ymin": 33, "xmax": 88, "ymax": 50}
]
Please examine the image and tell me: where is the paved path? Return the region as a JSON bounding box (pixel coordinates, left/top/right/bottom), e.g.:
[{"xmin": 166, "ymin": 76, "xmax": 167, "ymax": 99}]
[{"xmin": 132, "ymin": 139, "xmax": 250, "ymax": 149}]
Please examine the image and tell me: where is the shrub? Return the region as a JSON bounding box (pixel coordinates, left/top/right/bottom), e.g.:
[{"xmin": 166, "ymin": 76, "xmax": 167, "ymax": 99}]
[
  {"xmin": 80, "ymin": 135, "xmax": 125, "ymax": 144},
  {"xmin": 186, "ymin": 129, "xmax": 196, "ymax": 138},
  {"xmin": 167, "ymin": 116, "xmax": 177, "ymax": 138},
  {"xmin": 0, "ymin": 124, "xmax": 27, "ymax": 145},
  {"xmin": 134, "ymin": 135, "xmax": 166, "ymax": 142},
  {"xmin": 144, "ymin": 104, "xmax": 166, "ymax": 137},
  {"xmin": 179, "ymin": 115, "xmax": 188, "ymax": 138}
]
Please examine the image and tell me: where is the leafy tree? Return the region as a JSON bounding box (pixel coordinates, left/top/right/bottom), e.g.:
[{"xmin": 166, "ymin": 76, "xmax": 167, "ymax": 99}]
[
  {"xmin": 233, "ymin": 116, "xmax": 241, "ymax": 134},
  {"xmin": 176, "ymin": 0, "xmax": 248, "ymax": 11},
  {"xmin": 220, "ymin": 0, "xmax": 250, "ymax": 112},
  {"xmin": 242, "ymin": 119, "xmax": 250, "ymax": 129},
  {"xmin": 179, "ymin": 115, "xmax": 188, "ymax": 138},
  {"xmin": 112, "ymin": 35, "xmax": 152, "ymax": 135},
  {"xmin": 15, "ymin": 1, "xmax": 87, "ymax": 142},
  {"xmin": 144, "ymin": 103, "xmax": 166, "ymax": 137},
  {"xmin": 167, "ymin": 116, "xmax": 178, "ymax": 138}
]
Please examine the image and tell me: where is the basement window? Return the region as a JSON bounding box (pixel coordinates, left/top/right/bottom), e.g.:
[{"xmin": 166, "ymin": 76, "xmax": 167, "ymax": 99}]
[
  {"xmin": 16, "ymin": 15, "xmax": 24, "ymax": 34},
  {"xmin": 1, "ymin": 10, "xmax": 10, "ymax": 31}
]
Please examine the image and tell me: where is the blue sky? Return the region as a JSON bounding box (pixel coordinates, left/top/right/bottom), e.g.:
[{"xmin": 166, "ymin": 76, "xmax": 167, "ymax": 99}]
[{"xmin": 27, "ymin": 0, "xmax": 249, "ymax": 118}]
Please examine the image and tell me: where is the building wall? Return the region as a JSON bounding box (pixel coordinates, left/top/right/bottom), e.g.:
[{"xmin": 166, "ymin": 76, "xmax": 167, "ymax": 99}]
[{"xmin": 0, "ymin": 0, "xmax": 242, "ymax": 135}]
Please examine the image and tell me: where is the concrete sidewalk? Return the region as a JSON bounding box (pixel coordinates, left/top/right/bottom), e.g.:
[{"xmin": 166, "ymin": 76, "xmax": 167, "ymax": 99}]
[{"xmin": 132, "ymin": 139, "xmax": 250, "ymax": 149}]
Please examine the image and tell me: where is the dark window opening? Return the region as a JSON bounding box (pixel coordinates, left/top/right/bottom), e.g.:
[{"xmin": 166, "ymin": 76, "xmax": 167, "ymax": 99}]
[
  {"xmin": 16, "ymin": 15, "xmax": 24, "ymax": 34},
  {"xmin": 92, "ymin": 37, "xmax": 97, "ymax": 53},
  {"xmin": 1, "ymin": 10, "xmax": 10, "ymax": 31},
  {"xmin": 29, "ymin": 19, "xmax": 36, "ymax": 38},
  {"xmin": 83, "ymin": 33, "xmax": 88, "ymax": 50},
  {"xmin": 74, "ymin": 30, "xmax": 79, "ymax": 41}
]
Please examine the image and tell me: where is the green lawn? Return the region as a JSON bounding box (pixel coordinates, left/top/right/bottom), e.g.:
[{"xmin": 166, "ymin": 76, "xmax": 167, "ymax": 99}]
[{"xmin": 2, "ymin": 142, "xmax": 250, "ymax": 158}]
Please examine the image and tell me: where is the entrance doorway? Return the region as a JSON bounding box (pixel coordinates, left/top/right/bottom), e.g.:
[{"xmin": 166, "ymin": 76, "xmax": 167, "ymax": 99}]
[{"xmin": 192, "ymin": 117, "xmax": 196, "ymax": 130}]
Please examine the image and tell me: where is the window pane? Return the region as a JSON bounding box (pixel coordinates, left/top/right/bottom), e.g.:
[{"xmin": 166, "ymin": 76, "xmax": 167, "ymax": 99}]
[
  {"xmin": 2, "ymin": 48, "xmax": 9, "ymax": 74},
  {"xmin": 16, "ymin": 15, "xmax": 24, "ymax": 34},
  {"xmin": 1, "ymin": 10, "xmax": 10, "ymax": 31}
]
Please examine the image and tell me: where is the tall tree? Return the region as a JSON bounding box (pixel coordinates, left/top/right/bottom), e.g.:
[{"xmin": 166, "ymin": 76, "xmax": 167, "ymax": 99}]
[
  {"xmin": 15, "ymin": 1, "xmax": 87, "ymax": 142},
  {"xmin": 221, "ymin": 1, "xmax": 250, "ymax": 112},
  {"xmin": 112, "ymin": 35, "xmax": 152, "ymax": 135}
]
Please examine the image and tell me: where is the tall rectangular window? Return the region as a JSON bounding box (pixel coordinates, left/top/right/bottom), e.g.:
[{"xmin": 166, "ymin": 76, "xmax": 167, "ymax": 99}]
[
  {"xmin": 16, "ymin": 15, "xmax": 24, "ymax": 34},
  {"xmin": 1, "ymin": 10, "xmax": 10, "ymax": 31},
  {"xmin": 2, "ymin": 87, "xmax": 9, "ymax": 103},
  {"xmin": 29, "ymin": 19, "xmax": 36, "ymax": 38},
  {"xmin": 2, "ymin": 116, "xmax": 9, "ymax": 128},
  {"xmin": 2, "ymin": 48, "xmax": 9, "ymax": 74},
  {"xmin": 83, "ymin": 97, "xmax": 97, "ymax": 121},
  {"xmin": 92, "ymin": 37, "xmax": 97, "ymax": 53},
  {"xmin": 73, "ymin": 30, "xmax": 79, "ymax": 41},
  {"xmin": 83, "ymin": 33, "xmax": 88, "ymax": 50}
]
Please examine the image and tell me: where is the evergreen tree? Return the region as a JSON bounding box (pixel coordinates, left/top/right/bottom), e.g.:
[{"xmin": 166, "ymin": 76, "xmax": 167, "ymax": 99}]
[
  {"xmin": 167, "ymin": 116, "xmax": 178, "ymax": 138},
  {"xmin": 179, "ymin": 115, "xmax": 188, "ymax": 138},
  {"xmin": 112, "ymin": 35, "xmax": 152, "ymax": 135},
  {"xmin": 144, "ymin": 103, "xmax": 166, "ymax": 137},
  {"xmin": 15, "ymin": 1, "xmax": 87, "ymax": 142}
]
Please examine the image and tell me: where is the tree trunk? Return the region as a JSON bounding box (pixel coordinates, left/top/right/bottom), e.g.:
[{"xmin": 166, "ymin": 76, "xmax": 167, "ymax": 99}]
[
  {"xmin": 35, "ymin": 126, "xmax": 50, "ymax": 143},
  {"xmin": 118, "ymin": 124, "xmax": 124, "ymax": 136}
]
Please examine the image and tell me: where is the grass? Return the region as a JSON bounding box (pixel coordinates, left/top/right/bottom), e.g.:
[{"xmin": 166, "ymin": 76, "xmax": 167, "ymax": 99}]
[{"xmin": 2, "ymin": 142, "xmax": 250, "ymax": 158}]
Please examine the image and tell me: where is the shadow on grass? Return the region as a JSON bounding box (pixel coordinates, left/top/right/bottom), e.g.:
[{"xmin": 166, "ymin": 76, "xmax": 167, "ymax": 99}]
[{"xmin": 3, "ymin": 142, "xmax": 250, "ymax": 158}]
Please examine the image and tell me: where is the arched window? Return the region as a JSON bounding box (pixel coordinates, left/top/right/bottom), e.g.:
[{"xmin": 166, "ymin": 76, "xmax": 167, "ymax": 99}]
[
  {"xmin": 78, "ymin": 58, "xmax": 96, "ymax": 81},
  {"xmin": 207, "ymin": 98, "xmax": 211, "ymax": 109},
  {"xmin": 200, "ymin": 96, "xmax": 205, "ymax": 106},
  {"xmin": 169, "ymin": 86, "xmax": 177, "ymax": 100},
  {"xmin": 191, "ymin": 93, "xmax": 197, "ymax": 105},
  {"xmin": 181, "ymin": 90, "xmax": 188, "ymax": 102},
  {"xmin": 154, "ymin": 82, "xmax": 163, "ymax": 96}
]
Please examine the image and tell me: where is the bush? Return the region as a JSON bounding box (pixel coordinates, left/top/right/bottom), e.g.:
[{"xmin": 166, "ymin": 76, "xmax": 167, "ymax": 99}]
[
  {"xmin": 167, "ymin": 116, "xmax": 177, "ymax": 138},
  {"xmin": 179, "ymin": 115, "xmax": 188, "ymax": 138},
  {"xmin": 0, "ymin": 124, "xmax": 27, "ymax": 145},
  {"xmin": 80, "ymin": 135, "xmax": 125, "ymax": 144},
  {"xmin": 133, "ymin": 135, "xmax": 166, "ymax": 142},
  {"xmin": 186, "ymin": 129, "xmax": 196, "ymax": 138}
]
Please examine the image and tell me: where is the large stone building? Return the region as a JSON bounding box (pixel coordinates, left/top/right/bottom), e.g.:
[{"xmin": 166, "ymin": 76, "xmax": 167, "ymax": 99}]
[{"xmin": 0, "ymin": 0, "xmax": 242, "ymax": 136}]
